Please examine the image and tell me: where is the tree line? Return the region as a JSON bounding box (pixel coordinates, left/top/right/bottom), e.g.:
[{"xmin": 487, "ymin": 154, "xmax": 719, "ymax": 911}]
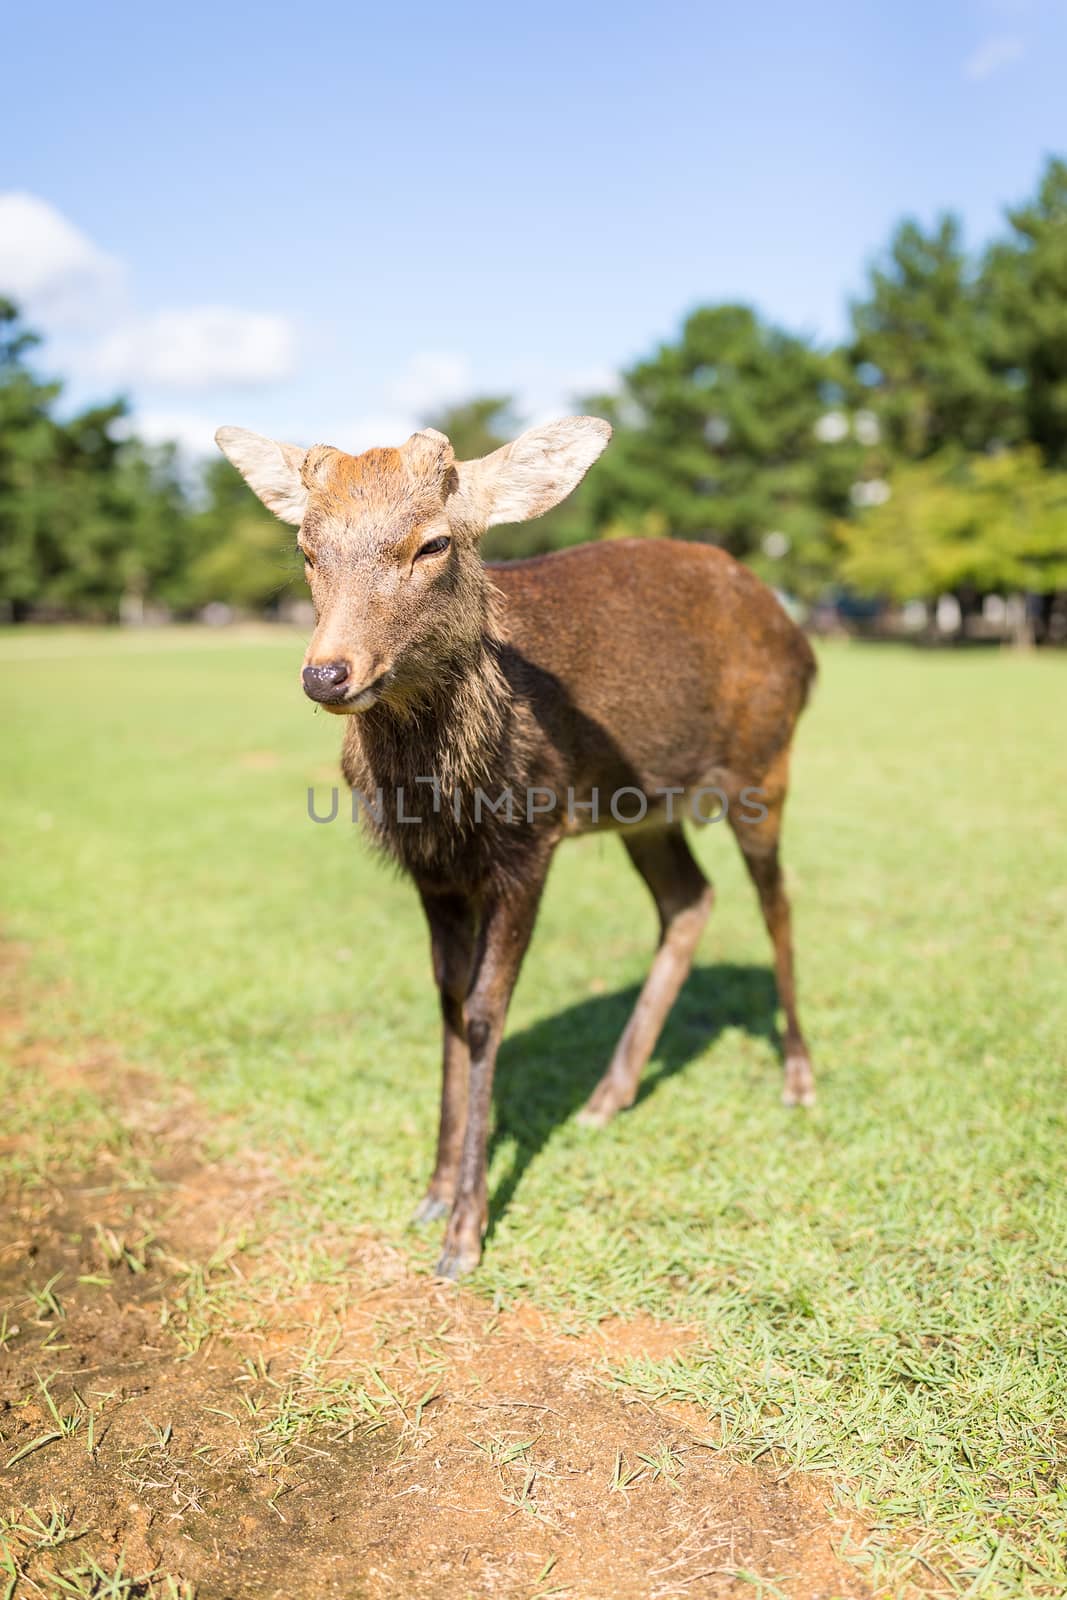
[{"xmin": 3, "ymin": 157, "xmax": 1067, "ymax": 630}]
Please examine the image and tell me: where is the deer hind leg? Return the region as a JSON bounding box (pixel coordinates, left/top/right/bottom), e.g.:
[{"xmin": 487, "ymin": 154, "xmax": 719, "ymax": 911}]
[
  {"xmin": 731, "ymin": 758, "xmax": 815, "ymax": 1107},
  {"xmin": 578, "ymin": 825, "xmax": 713, "ymax": 1129}
]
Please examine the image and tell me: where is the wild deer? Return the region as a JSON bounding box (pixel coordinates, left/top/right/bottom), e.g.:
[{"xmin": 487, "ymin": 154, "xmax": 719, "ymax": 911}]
[{"xmin": 215, "ymin": 417, "xmax": 817, "ymax": 1277}]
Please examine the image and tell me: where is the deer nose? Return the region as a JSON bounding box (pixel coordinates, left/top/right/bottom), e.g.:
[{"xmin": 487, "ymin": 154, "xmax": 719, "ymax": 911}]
[{"xmin": 301, "ymin": 659, "xmax": 351, "ymax": 703}]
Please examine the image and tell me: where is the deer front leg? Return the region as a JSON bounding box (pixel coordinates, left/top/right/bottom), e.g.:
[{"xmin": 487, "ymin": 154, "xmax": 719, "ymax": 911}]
[
  {"xmin": 413, "ymin": 887, "xmax": 478, "ymax": 1224},
  {"xmin": 435, "ymin": 861, "xmax": 550, "ymax": 1280}
]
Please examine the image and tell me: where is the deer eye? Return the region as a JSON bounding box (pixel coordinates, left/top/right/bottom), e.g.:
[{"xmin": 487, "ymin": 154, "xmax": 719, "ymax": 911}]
[{"xmin": 415, "ymin": 534, "xmax": 451, "ymax": 561}]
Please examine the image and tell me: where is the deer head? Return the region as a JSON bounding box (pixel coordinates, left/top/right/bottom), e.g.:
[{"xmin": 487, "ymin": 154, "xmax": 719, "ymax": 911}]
[{"xmin": 215, "ymin": 417, "xmax": 611, "ymax": 714}]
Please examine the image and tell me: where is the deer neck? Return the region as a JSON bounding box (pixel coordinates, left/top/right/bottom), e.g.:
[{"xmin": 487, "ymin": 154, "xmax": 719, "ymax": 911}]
[{"xmin": 341, "ymin": 603, "xmax": 514, "ymax": 808}]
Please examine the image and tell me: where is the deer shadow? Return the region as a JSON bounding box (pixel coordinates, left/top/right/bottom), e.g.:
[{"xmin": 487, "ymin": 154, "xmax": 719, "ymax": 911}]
[{"xmin": 486, "ymin": 961, "xmax": 779, "ymax": 1238}]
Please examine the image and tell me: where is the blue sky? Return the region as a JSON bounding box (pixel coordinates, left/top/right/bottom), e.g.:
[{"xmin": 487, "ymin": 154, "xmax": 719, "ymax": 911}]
[{"xmin": 2, "ymin": 0, "xmax": 1065, "ymax": 458}]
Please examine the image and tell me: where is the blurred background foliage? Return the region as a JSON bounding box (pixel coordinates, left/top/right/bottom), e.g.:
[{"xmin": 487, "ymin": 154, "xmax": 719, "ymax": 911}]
[{"xmin": 3, "ymin": 157, "xmax": 1067, "ymax": 633}]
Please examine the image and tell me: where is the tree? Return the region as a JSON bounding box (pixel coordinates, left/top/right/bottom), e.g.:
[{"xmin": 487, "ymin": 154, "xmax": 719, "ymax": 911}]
[
  {"xmin": 584, "ymin": 304, "xmax": 868, "ymax": 595},
  {"xmin": 0, "ymin": 299, "xmax": 66, "ymax": 617},
  {"xmin": 836, "ymin": 447, "xmax": 1067, "ymax": 605},
  {"xmin": 186, "ymin": 456, "xmax": 303, "ymax": 612},
  {"xmin": 848, "ymin": 215, "xmax": 1020, "ymax": 460},
  {"xmin": 982, "ymin": 158, "xmax": 1067, "ymax": 465},
  {"xmin": 0, "ymin": 300, "xmax": 201, "ymax": 620},
  {"xmin": 113, "ymin": 440, "xmax": 203, "ymax": 616}
]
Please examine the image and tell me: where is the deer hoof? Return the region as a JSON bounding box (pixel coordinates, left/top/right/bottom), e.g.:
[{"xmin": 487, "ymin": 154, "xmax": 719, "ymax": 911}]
[
  {"xmin": 782, "ymin": 1085, "xmax": 817, "ymax": 1108},
  {"xmin": 434, "ymin": 1243, "xmax": 481, "ymax": 1280},
  {"xmin": 411, "ymin": 1193, "xmax": 450, "ymax": 1225},
  {"xmin": 576, "ymin": 1102, "xmax": 614, "ymax": 1129},
  {"xmin": 783, "ymin": 1075, "xmax": 819, "ymax": 1113},
  {"xmin": 577, "ymin": 1078, "xmax": 633, "ymax": 1127},
  {"xmin": 782, "ymin": 1056, "xmax": 816, "ymax": 1108}
]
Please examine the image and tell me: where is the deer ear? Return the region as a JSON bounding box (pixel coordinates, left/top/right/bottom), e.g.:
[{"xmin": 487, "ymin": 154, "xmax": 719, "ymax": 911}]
[
  {"xmin": 455, "ymin": 417, "xmax": 612, "ymax": 528},
  {"xmin": 214, "ymin": 427, "xmax": 308, "ymax": 526}
]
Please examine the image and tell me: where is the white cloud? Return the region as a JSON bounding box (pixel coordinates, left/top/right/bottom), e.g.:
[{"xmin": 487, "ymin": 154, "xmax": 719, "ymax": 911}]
[
  {"xmin": 0, "ymin": 192, "xmax": 300, "ymax": 399},
  {"xmin": 94, "ymin": 307, "xmax": 296, "ymax": 389},
  {"xmin": 208, "ymin": 351, "xmax": 619, "ymax": 467},
  {"xmin": 131, "ymin": 410, "xmax": 224, "ymax": 458},
  {"xmin": 964, "ymin": 34, "xmax": 1025, "ymax": 80},
  {"xmin": 511, "ymin": 364, "xmax": 619, "ymax": 429},
  {"xmin": 315, "ymin": 413, "xmax": 423, "ymax": 452},
  {"xmin": 276, "ymin": 354, "xmax": 475, "ymax": 455},
  {"xmin": 502, "ymin": 363, "xmax": 619, "ymax": 429},
  {"xmin": 561, "ymin": 365, "xmax": 619, "ymax": 403},
  {"xmin": 385, "ymin": 351, "xmax": 472, "ymax": 416},
  {"xmin": 0, "ymin": 191, "xmax": 123, "ymax": 323}
]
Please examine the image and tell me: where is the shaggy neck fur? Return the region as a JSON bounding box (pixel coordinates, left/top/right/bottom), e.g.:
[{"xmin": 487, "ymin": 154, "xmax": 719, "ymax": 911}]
[{"xmin": 340, "ymin": 588, "xmax": 534, "ymax": 888}]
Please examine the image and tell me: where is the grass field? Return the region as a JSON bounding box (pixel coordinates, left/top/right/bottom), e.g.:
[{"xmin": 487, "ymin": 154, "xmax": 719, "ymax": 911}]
[{"xmin": 2, "ymin": 627, "xmax": 1066, "ymax": 1596}]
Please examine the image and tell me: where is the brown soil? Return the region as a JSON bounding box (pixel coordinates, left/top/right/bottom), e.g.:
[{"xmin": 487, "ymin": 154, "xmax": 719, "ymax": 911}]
[{"xmin": 0, "ymin": 996, "xmax": 873, "ymax": 1599}]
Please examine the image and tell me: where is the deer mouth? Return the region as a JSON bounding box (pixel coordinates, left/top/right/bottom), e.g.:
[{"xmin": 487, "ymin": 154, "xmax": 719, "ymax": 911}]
[{"xmin": 322, "ymin": 672, "xmax": 389, "ymax": 714}]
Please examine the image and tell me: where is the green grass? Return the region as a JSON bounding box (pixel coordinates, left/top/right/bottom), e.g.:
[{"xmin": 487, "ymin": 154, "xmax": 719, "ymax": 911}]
[{"xmin": 2, "ymin": 626, "xmax": 1066, "ymax": 1596}]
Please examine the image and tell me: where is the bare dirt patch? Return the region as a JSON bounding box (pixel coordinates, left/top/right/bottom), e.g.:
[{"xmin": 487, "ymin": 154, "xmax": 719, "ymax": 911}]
[{"xmin": 0, "ymin": 993, "xmax": 872, "ymax": 1598}]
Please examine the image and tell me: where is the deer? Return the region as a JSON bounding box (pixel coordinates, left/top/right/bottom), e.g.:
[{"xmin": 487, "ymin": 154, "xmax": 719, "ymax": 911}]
[{"xmin": 215, "ymin": 416, "xmax": 817, "ymax": 1278}]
